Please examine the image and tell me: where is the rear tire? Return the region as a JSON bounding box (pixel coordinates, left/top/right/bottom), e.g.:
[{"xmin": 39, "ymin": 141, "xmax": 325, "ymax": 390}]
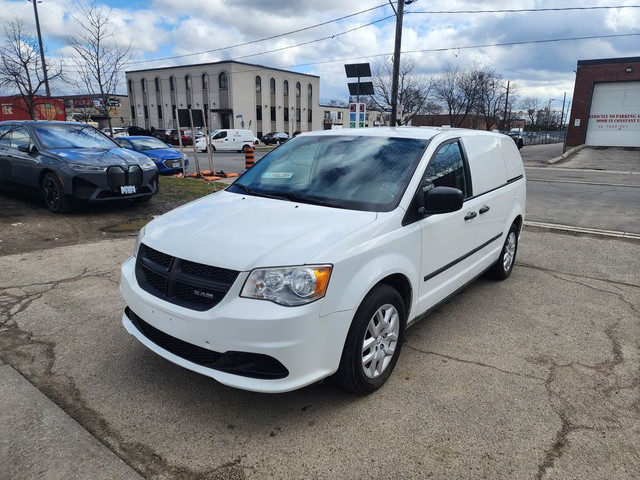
[
  {"xmin": 42, "ymin": 173, "xmax": 73, "ymax": 213},
  {"xmin": 335, "ymin": 284, "xmax": 405, "ymax": 394},
  {"xmin": 487, "ymin": 223, "xmax": 519, "ymax": 280}
]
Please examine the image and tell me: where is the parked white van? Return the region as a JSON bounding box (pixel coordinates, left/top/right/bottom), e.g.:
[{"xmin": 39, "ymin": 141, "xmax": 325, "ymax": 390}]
[
  {"xmin": 120, "ymin": 127, "xmax": 526, "ymax": 394},
  {"xmin": 195, "ymin": 129, "xmax": 256, "ymax": 152}
]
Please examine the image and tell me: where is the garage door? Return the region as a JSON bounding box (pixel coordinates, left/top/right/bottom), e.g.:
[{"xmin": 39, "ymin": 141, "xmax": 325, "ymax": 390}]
[{"xmin": 585, "ymin": 81, "xmax": 640, "ymax": 147}]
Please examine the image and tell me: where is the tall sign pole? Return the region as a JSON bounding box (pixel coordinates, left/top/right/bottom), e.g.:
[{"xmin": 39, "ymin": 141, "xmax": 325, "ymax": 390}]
[
  {"xmin": 30, "ymin": 0, "xmax": 50, "ymax": 98},
  {"xmin": 390, "ymin": 0, "xmax": 407, "ymax": 127}
]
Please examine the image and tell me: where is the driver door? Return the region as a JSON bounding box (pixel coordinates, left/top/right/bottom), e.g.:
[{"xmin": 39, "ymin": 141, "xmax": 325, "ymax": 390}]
[{"xmin": 417, "ymin": 139, "xmax": 484, "ymax": 313}]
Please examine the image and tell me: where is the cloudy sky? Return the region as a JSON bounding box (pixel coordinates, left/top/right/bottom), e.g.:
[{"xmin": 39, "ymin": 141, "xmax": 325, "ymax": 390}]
[{"xmin": 2, "ymin": 0, "xmax": 639, "ymax": 110}]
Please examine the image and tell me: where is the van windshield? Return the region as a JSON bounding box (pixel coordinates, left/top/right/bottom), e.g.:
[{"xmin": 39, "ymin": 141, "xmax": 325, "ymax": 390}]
[{"xmin": 228, "ymin": 135, "xmax": 429, "ymax": 212}]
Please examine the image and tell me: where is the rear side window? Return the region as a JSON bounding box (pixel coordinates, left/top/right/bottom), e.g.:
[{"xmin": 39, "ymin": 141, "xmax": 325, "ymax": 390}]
[
  {"xmin": 0, "ymin": 125, "xmax": 10, "ymax": 146},
  {"xmin": 422, "ymin": 140, "xmax": 470, "ymax": 198}
]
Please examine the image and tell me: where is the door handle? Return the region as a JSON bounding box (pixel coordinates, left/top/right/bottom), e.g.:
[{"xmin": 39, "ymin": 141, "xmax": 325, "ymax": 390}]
[
  {"xmin": 479, "ymin": 205, "xmax": 490, "ymax": 214},
  {"xmin": 464, "ymin": 212, "xmax": 477, "ymax": 221}
]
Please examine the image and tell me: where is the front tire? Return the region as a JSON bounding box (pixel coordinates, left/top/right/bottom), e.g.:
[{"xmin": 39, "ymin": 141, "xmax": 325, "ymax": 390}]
[
  {"xmin": 42, "ymin": 173, "xmax": 72, "ymax": 213},
  {"xmin": 487, "ymin": 223, "xmax": 519, "ymax": 280},
  {"xmin": 335, "ymin": 284, "xmax": 406, "ymax": 394}
]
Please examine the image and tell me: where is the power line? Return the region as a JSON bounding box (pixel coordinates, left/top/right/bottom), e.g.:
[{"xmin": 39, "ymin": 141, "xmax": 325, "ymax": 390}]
[
  {"xmin": 229, "ymin": 16, "xmax": 395, "ymax": 63},
  {"xmin": 411, "ymin": 5, "xmax": 640, "ymax": 14},
  {"xmin": 63, "ymin": 31, "xmax": 640, "ymax": 77},
  {"xmin": 126, "ymin": 3, "xmax": 390, "ymax": 66},
  {"xmin": 124, "ymin": 4, "xmax": 640, "ymax": 70},
  {"xmin": 269, "ymin": 32, "xmax": 640, "ymax": 70}
]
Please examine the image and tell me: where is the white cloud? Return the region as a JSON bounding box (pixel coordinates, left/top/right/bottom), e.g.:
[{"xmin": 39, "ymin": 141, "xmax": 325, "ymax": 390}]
[{"xmin": 1, "ymin": 0, "xmax": 638, "ymax": 103}]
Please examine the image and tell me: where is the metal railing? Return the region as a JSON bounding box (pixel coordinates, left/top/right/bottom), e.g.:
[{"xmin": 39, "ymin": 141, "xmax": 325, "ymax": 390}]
[{"xmin": 522, "ymin": 131, "xmax": 566, "ymax": 146}]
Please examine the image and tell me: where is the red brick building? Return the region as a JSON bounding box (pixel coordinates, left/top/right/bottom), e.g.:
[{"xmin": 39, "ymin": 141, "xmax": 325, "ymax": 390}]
[{"xmin": 566, "ymin": 57, "xmax": 640, "ymax": 148}]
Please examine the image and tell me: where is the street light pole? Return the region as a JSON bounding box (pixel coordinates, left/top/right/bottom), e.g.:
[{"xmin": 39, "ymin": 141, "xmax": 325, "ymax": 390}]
[
  {"xmin": 390, "ymin": 0, "xmax": 411, "ymax": 127},
  {"xmin": 29, "ymin": 0, "xmax": 50, "ymax": 98}
]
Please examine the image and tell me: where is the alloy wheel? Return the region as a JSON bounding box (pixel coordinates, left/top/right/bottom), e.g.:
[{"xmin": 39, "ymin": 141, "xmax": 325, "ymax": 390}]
[{"xmin": 361, "ymin": 303, "xmax": 400, "ymax": 378}]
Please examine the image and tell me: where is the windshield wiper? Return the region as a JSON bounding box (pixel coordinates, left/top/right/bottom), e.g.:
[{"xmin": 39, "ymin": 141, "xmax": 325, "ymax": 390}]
[
  {"xmin": 278, "ymin": 193, "xmax": 345, "ymax": 209},
  {"xmin": 232, "ymin": 183, "xmax": 291, "ymax": 201}
]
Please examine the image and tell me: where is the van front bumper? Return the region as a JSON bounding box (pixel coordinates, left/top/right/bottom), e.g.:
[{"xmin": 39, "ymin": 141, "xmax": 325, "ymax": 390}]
[{"xmin": 120, "ymin": 256, "xmax": 354, "ymax": 393}]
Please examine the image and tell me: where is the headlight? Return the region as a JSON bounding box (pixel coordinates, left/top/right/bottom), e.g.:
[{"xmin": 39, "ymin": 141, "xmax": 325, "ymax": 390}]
[
  {"xmin": 241, "ymin": 265, "xmax": 332, "ymax": 306},
  {"xmin": 140, "ymin": 158, "xmax": 157, "ymax": 170},
  {"xmin": 133, "ymin": 225, "xmax": 145, "ymax": 258},
  {"xmin": 68, "ymin": 163, "xmax": 107, "ymax": 171}
]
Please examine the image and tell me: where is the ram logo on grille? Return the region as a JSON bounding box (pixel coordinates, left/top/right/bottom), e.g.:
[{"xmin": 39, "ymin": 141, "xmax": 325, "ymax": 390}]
[
  {"xmin": 134, "ymin": 244, "xmax": 240, "ymax": 311},
  {"xmin": 193, "ymin": 289, "xmax": 214, "ymax": 299}
]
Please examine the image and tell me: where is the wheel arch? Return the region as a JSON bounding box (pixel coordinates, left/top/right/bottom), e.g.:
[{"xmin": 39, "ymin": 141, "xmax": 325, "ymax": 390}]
[
  {"xmin": 39, "ymin": 168, "xmax": 56, "ymax": 190},
  {"xmin": 376, "ymin": 273, "xmax": 412, "ymax": 319},
  {"xmin": 40, "ymin": 168, "xmax": 73, "ymax": 194}
]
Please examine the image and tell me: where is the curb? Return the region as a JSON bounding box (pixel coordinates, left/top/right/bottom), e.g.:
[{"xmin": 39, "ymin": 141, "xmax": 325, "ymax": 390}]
[
  {"xmin": 548, "ymin": 144, "xmax": 586, "ymax": 164},
  {"xmin": 524, "ymin": 220, "xmax": 640, "ymax": 241}
]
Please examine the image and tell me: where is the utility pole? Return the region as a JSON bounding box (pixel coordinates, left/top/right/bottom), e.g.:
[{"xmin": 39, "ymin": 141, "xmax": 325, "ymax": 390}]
[
  {"xmin": 559, "ymin": 92, "xmax": 567, "ymax": 130},
  {"xmin": 30, "ymin": 0, "xmax": 51, "ymax": 98},
  {"xmin": 390, "ymin": 0, "xmax": 412, "ymax": 127},
  {"xmin": 502, "ymin": 80, "xmax": 510, "ymax": 130}
]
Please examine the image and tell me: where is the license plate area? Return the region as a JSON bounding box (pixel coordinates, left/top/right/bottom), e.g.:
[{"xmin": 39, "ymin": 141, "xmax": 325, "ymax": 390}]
[{"xmin": 121, "ymin": 185, "xmax": 136, "ymax": 194}]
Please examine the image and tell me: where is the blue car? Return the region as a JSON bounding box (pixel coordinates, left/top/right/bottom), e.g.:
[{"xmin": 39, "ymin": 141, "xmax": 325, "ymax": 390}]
[{"xmin": 116, "ymin": 136, "xmax": 188, "ymax": 174}]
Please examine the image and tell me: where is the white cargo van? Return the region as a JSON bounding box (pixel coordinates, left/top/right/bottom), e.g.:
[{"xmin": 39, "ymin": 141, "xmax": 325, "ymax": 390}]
[
  {"xmin": 120, "ymin": 127, "xmax": 526, "ymax": 394},
  {"xmin": 195, "ymin": 129, "xmax": 255, "ymax": 152}
]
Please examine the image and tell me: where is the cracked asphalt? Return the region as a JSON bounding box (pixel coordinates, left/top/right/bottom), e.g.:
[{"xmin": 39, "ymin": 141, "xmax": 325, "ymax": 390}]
[{"xmin": 1, "ymin": 146, "xmax": 639, "ymax": 479}]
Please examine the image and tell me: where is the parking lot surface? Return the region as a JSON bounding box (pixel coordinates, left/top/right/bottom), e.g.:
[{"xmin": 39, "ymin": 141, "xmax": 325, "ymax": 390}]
[{"xmin": 1, "ymin": 144, "xmax": 639, "ymax": 479}]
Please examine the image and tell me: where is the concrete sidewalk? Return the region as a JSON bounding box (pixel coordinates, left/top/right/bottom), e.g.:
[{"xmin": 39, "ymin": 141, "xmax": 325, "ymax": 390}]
[{"xmin": 0, "ymin": 362, "xmax": 142, "ymax": 479}]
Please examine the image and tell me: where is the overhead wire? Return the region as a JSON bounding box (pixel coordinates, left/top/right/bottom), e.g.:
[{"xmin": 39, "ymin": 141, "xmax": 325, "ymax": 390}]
[
  {"xmin": 411, "ymin": 5, "xmax": 640, "ymax": 14},
  {"xmin": 125, "ymin": 4, "xmax": 640, "ymax": 67},
  {"xmin": 57, "ymin": 4, "xmax": 640, "ymax": 80},
  {"xmin": 125, "ymin": 2, "xmax": 390, "ymax": 66}
]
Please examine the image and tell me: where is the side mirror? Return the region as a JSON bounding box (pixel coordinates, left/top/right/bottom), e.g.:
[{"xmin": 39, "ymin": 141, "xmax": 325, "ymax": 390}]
[
  {"xmin": 421, "ymin": 186, "xmax": 463, "ymax": 215},
  {"xmin": 18, "ymin": 144, "xmax": 37, "ymax": 154}
]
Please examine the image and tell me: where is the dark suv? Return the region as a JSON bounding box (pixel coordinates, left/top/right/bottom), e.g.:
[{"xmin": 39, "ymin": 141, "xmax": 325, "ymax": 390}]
[
  {"xmin": 503, "ymin": 131, "xmax": 524, "ymax": 149},
  {"xmin": 153, "ymin": 128, "xmax": 172, "ymax": 143},
  {"xmin": 0, "ymin": 121, "xmax": 159, "ymax": 212}
]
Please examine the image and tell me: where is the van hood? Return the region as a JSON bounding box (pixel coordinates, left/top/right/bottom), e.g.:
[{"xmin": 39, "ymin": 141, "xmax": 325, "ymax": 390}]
[{"xmin": 141, "ymin": 190, "xmax": 378, "ymax": 271}]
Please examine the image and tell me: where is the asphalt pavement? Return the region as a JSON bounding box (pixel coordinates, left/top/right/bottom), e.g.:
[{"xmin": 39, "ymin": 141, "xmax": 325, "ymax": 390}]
[{"xmin": 1, "ymin": 143, "xmax": 639, "ymax": 479}]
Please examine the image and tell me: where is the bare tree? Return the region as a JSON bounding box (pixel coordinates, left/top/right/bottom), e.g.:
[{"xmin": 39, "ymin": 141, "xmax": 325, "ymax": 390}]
[
  {"xmin": 419, "ymin": 101, "xmax": 443, "ymax": 116},
  {"xmin": 474, "ymin": 68, "xmax": 511, "ymax": 130},
  {"xmin": 433, "ymin": 63, "xmax": 486, "ymax": 128},
  {"xmin": 372, "ymin": 57, "xmax": 434, "ymax": 126},
  {"xmin": 66, "ymin": 0, "xmax": 132, "ymax": 134},
  {"xmin": 321, "ymin": 98, "xmax": 348, "ymax": 107},
  {"xmin": 0, "ymin": 20, "xmax": 62, "ymax": 119},
  {"xmin": 519, "ymin": 96, "xmax": 541, "ymax": 129}
]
